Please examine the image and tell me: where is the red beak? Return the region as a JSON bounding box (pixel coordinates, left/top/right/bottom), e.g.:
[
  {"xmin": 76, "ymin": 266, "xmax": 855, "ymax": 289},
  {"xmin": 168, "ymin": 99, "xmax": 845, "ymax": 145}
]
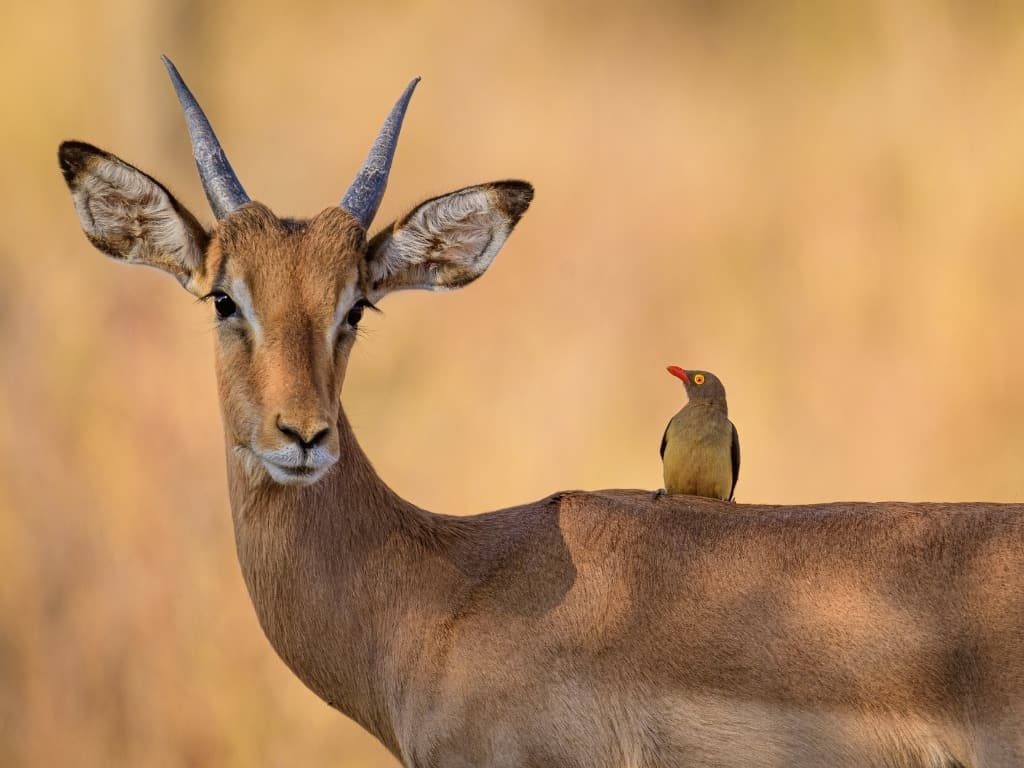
[{"xmin": 666, "ymin": 365, "xmax": 689, "ymax": 383}]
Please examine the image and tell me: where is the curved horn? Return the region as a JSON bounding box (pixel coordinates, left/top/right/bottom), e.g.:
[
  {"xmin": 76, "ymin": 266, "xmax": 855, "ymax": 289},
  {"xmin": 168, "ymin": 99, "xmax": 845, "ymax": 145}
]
[
  {"xmin": 162, "ymin": 55, "xmax": 250, "ymax": 220},
  {"xmin": 341, "ymin": 77, "xmax": 420, "ymax": 229}
]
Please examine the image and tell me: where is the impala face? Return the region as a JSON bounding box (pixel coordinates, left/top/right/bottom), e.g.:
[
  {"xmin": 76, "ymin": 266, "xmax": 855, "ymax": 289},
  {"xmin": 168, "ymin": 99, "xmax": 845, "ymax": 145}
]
[
  {"xmin": 205, "ymin": 205, "xmax": 368, "ymax": 484},
  {"xmin": 60, "ymin": 60, "xmax": 532, "ymax": 487}
]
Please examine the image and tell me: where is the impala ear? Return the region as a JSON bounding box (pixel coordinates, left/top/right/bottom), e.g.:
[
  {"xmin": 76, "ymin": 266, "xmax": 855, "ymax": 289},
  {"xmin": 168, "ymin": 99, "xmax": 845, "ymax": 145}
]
[
  {"xmin": 59, "ymin": 141, "xmax": 209, "ymax": 294},
  {"xmin": 364, "ymin": 180, "xmax": 532, "ymax": 300}
]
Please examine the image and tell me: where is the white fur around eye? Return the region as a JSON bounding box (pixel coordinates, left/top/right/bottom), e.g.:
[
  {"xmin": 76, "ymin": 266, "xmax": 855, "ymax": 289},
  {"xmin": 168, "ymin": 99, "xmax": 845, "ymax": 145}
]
[
  {"xmin": 328, "ymin": 283, "xmax": 359, "ymax": 342},
  {"xmin": 227, "ymin": 278, "xmax": 263, "ymax": 343}
]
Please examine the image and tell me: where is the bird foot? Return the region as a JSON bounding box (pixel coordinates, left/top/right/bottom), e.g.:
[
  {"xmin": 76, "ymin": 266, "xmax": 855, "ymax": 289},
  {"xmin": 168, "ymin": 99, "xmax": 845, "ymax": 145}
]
[{"xmin": 652, "ymin": 488, "xmax": 667, "ymax": 500}]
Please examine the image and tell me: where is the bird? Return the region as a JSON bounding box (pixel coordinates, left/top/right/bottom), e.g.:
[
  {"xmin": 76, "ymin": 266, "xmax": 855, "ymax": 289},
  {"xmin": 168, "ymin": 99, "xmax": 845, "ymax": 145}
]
[{"xmin": 659, "ymin": 366, "xmax": 740, "ymax": 501}]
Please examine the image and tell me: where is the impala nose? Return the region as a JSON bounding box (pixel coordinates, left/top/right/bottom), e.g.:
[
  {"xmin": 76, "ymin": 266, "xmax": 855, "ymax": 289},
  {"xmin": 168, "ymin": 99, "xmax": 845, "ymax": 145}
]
[{"xmin": 276, "ymin": 416, "xmax": 330, "ymax": 450}]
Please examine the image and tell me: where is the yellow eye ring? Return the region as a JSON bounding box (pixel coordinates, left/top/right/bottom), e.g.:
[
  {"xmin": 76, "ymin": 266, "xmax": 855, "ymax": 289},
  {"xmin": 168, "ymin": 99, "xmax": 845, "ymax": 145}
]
[{"xmin": 693, "ymin": 374, "xmax": 705, "ymax": 385}]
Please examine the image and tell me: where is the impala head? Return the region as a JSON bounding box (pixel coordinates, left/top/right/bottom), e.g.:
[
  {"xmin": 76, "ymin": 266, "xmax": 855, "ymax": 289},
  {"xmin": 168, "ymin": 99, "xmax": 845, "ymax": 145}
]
[{"xmin": 60, "ymin": 58, "xmax": 532, "ymax": 485}]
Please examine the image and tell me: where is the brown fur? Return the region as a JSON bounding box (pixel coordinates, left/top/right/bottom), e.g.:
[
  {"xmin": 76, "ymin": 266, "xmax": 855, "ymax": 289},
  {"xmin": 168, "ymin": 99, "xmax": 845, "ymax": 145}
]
[{"xmin": 59, "ymin": 140, "xmax": 1024, "ymax": 766}]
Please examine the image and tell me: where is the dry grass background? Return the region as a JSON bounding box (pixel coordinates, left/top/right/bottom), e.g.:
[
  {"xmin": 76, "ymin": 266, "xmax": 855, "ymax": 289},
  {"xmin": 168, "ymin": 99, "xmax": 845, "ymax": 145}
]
[{"xmin": 3, "ymin": 0, "xmax": 1024, "ymax": 765}]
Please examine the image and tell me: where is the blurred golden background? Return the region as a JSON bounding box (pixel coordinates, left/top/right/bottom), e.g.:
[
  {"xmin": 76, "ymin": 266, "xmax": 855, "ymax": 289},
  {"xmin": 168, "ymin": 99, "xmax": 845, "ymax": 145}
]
[{"xmin": 4, "ymin": 0, "xmax": 1024, "ymax": 765}]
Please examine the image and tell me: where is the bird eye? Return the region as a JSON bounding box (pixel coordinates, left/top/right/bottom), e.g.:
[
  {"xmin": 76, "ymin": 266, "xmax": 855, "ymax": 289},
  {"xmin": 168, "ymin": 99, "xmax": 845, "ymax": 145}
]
[
  {"xmin": 694, "ymin": 374, "xmax": 706, "ymax": 385},
  {"xmin": 346, "ymin": 299, "xmax": 368, "ymax": 328},
  {"xmin": 213, "ymin": 292, "xmax": 237, "ymax": 319}
]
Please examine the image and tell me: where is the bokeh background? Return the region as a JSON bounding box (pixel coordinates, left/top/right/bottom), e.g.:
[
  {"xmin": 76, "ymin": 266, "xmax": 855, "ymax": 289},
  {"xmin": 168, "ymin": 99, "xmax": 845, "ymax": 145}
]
[{"xmin": 4, "ymin": 0, "xmax": 1024, "ymax": 765}]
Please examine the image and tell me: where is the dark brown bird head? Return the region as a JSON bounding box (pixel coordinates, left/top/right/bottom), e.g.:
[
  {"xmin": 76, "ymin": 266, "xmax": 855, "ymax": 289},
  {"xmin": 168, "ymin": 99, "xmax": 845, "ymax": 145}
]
[{"xmin": 666, "ymin": 366, "xmax": 728, "ymax": 408}]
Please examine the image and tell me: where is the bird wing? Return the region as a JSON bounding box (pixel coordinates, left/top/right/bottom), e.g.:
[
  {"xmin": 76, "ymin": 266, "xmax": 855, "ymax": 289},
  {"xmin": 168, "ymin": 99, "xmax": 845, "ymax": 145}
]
[
  {"xmin": 659, "ymin": 420, "xmax": 670, "ymax": 460},
  {"xmin": 729, "ymin": 421, "xmax": 740, "ymax": 501}
]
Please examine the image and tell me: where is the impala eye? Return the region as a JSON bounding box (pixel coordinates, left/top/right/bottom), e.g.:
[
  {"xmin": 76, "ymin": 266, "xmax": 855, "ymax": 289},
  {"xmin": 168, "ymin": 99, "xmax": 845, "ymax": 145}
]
[
  {"xmin": 346, "ymin": 299, "xmax": 370, "ymax": 328},
  {"xmin": 213, "ymin": 292, "xmax": 237, "ymax": 319}
]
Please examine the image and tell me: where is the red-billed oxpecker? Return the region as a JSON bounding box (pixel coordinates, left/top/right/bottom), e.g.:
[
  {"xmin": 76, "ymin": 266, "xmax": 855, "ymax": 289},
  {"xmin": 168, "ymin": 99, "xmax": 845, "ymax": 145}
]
[{"xmin": 660, "ymin": 367, "xmax": 740, "ymax": 501}]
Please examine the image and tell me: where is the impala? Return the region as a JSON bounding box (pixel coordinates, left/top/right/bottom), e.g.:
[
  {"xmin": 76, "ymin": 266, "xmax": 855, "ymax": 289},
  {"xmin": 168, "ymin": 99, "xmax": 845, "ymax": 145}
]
[{"xmin": 59, "ymin": 58, "xmax": 1024, "ymax": 767}]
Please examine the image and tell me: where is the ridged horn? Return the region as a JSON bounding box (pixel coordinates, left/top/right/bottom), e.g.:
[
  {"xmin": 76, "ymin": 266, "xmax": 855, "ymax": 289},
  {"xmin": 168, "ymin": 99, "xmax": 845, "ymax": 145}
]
[
  {"xmin": 341, "ymin": 77, "xmax": 420, "ymax": 229},
  {"xmin": 162, "ymin": 55, "xmax": 250, "ymax": 220}
]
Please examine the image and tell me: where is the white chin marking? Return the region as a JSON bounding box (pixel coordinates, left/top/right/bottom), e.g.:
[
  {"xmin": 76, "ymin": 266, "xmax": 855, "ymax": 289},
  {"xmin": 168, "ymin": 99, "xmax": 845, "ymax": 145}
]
[{"xmin": 263, "ymin": 460, "xmax": 332, "ymax": 486}]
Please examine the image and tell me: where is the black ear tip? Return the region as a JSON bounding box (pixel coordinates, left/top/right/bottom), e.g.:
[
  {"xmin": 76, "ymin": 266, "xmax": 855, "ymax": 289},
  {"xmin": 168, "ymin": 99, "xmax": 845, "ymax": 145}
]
[
  {"xmin": 492, "ymin": 180, "xmax": 534, "ymax": 222},
  {"xmin": 58, "ymin": 141, "xmax": 84, "ymax": 182},
  {"xmin": 58, "ymin": 140, "xmax": 101, "ymax": 182}
]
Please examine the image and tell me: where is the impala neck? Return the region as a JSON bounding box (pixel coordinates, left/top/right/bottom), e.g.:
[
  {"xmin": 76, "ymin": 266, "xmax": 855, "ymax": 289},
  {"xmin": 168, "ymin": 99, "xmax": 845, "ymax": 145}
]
[{"xmin": 223, "ymin": 406, "xmax": 437, "ymax": 754}]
